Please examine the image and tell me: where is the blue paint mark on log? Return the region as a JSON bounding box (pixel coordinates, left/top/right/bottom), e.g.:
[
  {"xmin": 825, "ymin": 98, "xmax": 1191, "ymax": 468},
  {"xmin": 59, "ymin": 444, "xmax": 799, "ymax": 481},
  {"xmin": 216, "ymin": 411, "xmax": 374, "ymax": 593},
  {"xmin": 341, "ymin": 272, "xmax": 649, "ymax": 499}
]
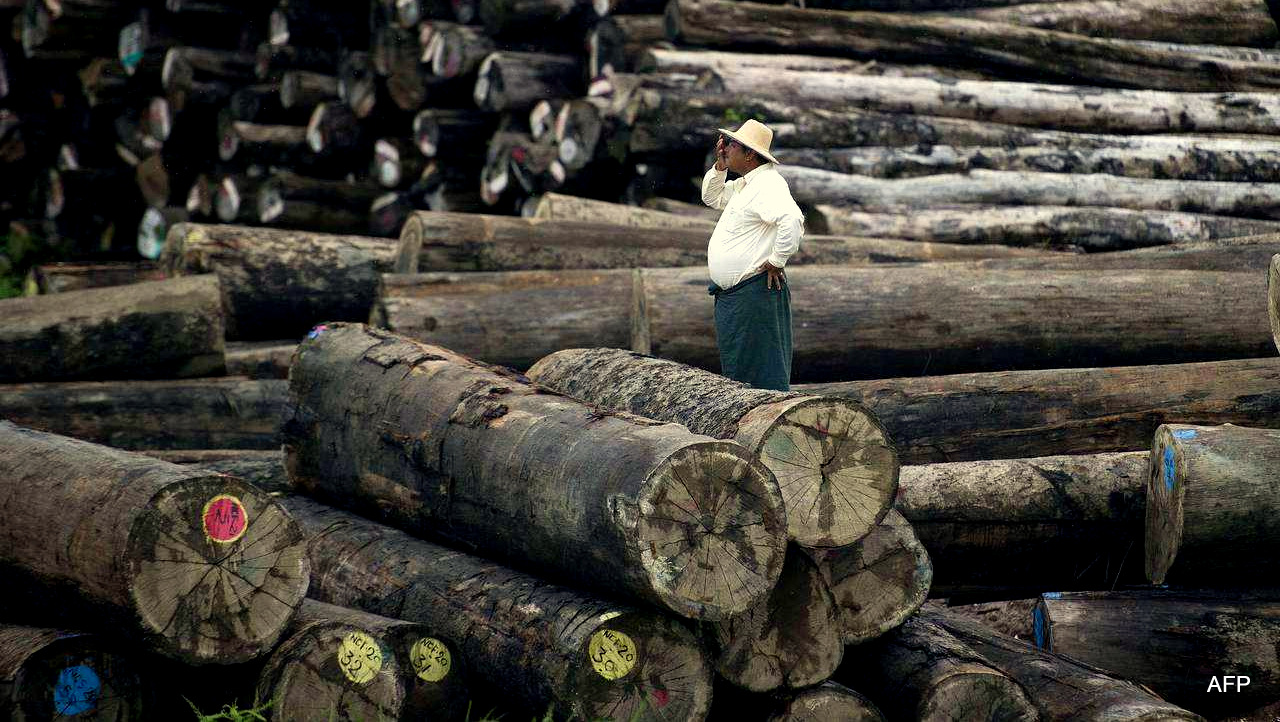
[
  {"xmin": 54, "ymin": 664, "xmax": 100, "ymax": 716},
  {"xmin": 1163, "ymin": 445, "xmax": 1176, "ymax": 492},
  {"xmin": 1033, "ymin": 605, "xmax": 1049, "ymax": 650},
  {"xmin": 1043, "ymin": 592, "xmax": 1061, "ymax": 599},
  {"xmin": 1172, "ymin": 429, "xmax": 1198, "ymax": 440}
]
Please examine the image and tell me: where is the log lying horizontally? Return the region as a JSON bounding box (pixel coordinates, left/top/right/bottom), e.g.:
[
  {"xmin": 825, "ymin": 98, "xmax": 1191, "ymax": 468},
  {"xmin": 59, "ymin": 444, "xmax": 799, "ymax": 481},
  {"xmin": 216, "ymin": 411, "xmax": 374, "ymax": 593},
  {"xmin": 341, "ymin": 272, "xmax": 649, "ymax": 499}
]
[
  {"xmin": 897, "ymin": 452, "xmax": 1148, "ymax": 594},
  {"xmin": 284, "ymin": 323, "xmax": 787, "ymax": 620},
  {"xmin": 0, "ymin": 626, "xmax": 146, "ymax": 719},
  {"xmin": 528, "ymin": 192, "xmax": 716, "ymax": 231},
  {"xmin": 0, "ymin": 422, "xmax": 309, "ymax": 663},
  {"xmin": 1035, "ymin": 590, "xmax": 1280, "ymax": 716},
  {"xmin": 225, "ymin": 341, "xmax": 296, "ymax": 379},
  {"xmin": 807, "ymin": 510, "xmax": 932, "ymax": 644},
  {"xmin": 284, "ymin": 496, "xmax": 715, "ymax": 721},
  {"xmin": 798, "ymin": 357, "xmax": 1280, "ymax": 464},
  {"xmin": 635, "ymin": 265, "xmax": 1271, "ymax": 382},
  {"xmin": 28, "ymin": 261, "xmax": 167, "ymax": 294},
  {"xmin": 527, "ymin": 348, "xmax": 898, "ymax": 548},
  {"xmin": 161, "ymin": 223, "xmax": 400, "ymax": 341},
  {"xmin": 926, "ymin": 610, "xmax": 1203, "ymax": 721},
  {"xmin": 256, "ymin": 600, "xmax": 469, "ymax": 722},
  {"xmin": 667, "ymin": 0, "xmax": 1280, "ymax": 92},
  {"xmin": 1271, "ymin": 253, "xmax": 1280, "ymax": 354},
  {"xmin": 0, "ymin": 275, "xmax": 225, "ymax": 382},
  {"xmin": 839, "ymin": 614, "xmax": 1039, "ymax": 722},
  {"xmin": 0, "ymin": 377, "xmax": 287, "ymax": 450},
  {"xmin": 1145, "ymin": 423, "xmax": 1280, "ymax": 586}
]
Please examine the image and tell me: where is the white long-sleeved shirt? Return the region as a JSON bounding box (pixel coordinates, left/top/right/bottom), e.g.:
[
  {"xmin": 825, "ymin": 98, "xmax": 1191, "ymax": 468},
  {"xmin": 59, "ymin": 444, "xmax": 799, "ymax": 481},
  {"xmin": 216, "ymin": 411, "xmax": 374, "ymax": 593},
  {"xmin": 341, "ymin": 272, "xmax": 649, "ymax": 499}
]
[{"xmin": 701, "ymin": 162, "xmax": 804, "ymax": 290}]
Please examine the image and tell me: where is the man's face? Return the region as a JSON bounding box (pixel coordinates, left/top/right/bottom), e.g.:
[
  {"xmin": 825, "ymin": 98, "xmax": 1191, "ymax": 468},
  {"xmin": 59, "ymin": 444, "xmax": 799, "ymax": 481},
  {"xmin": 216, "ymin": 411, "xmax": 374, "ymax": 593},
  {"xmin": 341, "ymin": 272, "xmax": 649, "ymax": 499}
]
[{"xmin": 722, "ymin": 136, "xmax": 750, "ymax": 174}]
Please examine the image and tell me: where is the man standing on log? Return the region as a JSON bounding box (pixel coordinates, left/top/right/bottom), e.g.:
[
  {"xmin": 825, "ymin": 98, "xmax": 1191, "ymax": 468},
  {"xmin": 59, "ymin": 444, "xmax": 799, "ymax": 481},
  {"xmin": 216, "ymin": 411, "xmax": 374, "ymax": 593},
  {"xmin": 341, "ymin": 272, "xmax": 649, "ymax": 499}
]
[{"xmin": 702, "ymin": 119, "xmax": 804, "ymax": 391}]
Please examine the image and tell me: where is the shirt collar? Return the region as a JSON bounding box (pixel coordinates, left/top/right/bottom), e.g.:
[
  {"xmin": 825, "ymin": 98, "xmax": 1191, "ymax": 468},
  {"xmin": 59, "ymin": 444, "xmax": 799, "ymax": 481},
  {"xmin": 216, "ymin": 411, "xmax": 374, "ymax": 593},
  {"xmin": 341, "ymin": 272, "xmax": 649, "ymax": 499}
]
[{"xmin": 740, "ymin": 162, "xmax": 774, "ymax": 186}]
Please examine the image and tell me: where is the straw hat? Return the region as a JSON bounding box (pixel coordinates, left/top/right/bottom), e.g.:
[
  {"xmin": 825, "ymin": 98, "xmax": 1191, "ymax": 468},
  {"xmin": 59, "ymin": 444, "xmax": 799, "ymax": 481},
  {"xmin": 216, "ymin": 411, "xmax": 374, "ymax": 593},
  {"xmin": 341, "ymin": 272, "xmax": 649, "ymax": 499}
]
[{"xmin": 717, "ymin": 119, "xmax": 780, "ymax": 165}]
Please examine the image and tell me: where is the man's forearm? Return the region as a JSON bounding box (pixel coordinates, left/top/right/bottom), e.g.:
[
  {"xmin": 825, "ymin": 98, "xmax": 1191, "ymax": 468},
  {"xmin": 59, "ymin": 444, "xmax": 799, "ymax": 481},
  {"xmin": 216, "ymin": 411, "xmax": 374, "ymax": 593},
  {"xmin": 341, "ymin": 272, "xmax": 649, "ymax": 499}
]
[{"xmin": 701, "ymin": 167, "xmax": 729, "ymax": 209}]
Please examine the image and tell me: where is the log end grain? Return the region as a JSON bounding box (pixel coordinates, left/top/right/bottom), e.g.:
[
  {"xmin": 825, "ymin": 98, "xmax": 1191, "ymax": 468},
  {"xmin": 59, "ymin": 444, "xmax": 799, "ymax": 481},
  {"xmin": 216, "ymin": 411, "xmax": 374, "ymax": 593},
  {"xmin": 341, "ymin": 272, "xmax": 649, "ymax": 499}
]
[
  {"xmin": 919, "ymin": 667, "xmax": 1039, "ymax": 722},
  {"xmin": 1144, "ymin": 424, "xmax": 1187, "ymax": 586},
  {"xmin": 637, "ymin": 442, "xmax": 788, "ymax": 620},
  {"xmin": 746, "ymin": 397, "xmax": 899, "ymax": 548},
  {"xmin": 394, "ymin": 212, "xmax": 425, "ymax": 273},
  {"xmin": 128, "ymin": 475, "xmax": 310, "ymax": 664},
  {"xmin": 0, "ymin": 628, "xmax": 147, "ymax": 719},
  {"xmin": 770, "ymin": 682, "xmax": 885, "ymax": 722}
]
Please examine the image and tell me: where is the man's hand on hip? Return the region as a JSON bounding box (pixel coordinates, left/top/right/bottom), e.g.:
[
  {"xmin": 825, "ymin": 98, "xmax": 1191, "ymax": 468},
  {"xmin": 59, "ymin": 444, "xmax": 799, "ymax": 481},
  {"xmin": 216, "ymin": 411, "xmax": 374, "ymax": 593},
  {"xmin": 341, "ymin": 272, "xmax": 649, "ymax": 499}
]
[{"xmin": 759, "ymin": 261, "xmax": 786, "ymax": 290}]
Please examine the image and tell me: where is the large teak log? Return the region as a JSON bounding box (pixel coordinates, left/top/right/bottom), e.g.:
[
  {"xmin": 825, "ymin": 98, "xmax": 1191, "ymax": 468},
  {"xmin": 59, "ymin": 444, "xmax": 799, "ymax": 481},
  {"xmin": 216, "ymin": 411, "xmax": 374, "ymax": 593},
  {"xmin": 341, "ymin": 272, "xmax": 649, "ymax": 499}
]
[
  {"xmin": 284, "ymin": 323, "xmax": 787, "ymax": 621},
  {"xmin": 0, "ymin": 626, "xmax": 146, "ymax": 719},
  {"xmin": 0, "ymin": 275, "xmax": 225, "ymax": 382},
  {"xmin": 286, "ymin": 496, "xmax": 715, "ymax": 721},
  {"xmin": 527, "ymin": 348, "xmax": 898, "ymax": 548},
  {"xmin": 1145, "ymin": 423, "xmax": 1280, "ymax": 586},
  {"xmin": 0, "ymin": 422, "xmax": 308, "ymax": 664}
]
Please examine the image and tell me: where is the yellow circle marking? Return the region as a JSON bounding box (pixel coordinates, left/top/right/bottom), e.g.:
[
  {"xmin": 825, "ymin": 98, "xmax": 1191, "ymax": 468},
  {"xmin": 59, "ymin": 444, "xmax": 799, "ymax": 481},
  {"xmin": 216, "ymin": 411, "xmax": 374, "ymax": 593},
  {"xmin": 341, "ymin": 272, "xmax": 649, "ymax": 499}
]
[
  {"xmin": 588, "ymin": 629, "xmax": 637, "ymax": 681},
  {"xmin": 337, "ymin": 631, "xmax": 383, "ymax": 685},
  {"xmin": 410, "ymin": 637, "xmax": 451, "ymax": 682}
]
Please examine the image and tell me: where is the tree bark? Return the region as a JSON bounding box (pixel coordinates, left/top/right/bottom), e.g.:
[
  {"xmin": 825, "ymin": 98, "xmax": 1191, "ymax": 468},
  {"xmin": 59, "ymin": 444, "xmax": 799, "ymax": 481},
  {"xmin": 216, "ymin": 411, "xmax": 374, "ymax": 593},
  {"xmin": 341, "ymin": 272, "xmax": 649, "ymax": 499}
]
[
  {"xmin": 148, "ymin": 448, "xmax": 293, "ymax": 494},
  {"xmin": 781, "ymin": 166, "xmax": 1280, "ymax": 221},
  {"xmin": 643, "ymin": 196, "xmax": 722, "ymax": 221},
  {"xmin": 527, "ymin": 347, "xmax": 898, "ymax": 549},
  {"xmin": 0, "ymin": 377, "xmax": 287, "ymax": 450},
  {"xmin": 256, "ymin": 599, "xmax": 470, "ymax": 722},
  {"xmin": 472, "ymin": 51, "xmax": 583, "ymax": 112},
  {"xmin": 255, "ymin": 43, "xmax": 342, "ymax": 82},
  {"xmin": 0, "ymin": 626, "xmax": 146, "ymax": 719},
  {"xmin": 1271, "ymin": 253, "xmax": 1280, "ymax": 355},
  {"xmin": 283, "ymin": 495, "xmax": 715, "ymax": 721},
  {"xmin": 897, "ymin": 452, "xmax": 1148, "ymax": 594},
  {"xmin": 412, "ymin": 108, "xmax": 497, "ymax": 159},
  {"xmin": 666, "ymin": 0, "xmax": 1280, "ymax": 92},
  {"xmin": 798, "ymin": 357, "xmax": 1280, "ymax": 465},
  {"xmin": 279, "ymin": 70, "xmax": 339, "ymax": 110},
  {"xmin": 813, "ymin": 206, "xmax": 1280, "ymax": 250},
  {"xmin": 769, "ymin": 682, "xmax": 885, "ymax": 722},
  {"xmin": 284, "ymin": 323, "xmax": 788, "ymax": 621},
  {"xmin": 28, "ymin": 261, "xmax": 166, "ymax": 294},
  {"xmin": 936, "ymin": 599, "xmax": 1038, "ymax": 642},
  {"xmin": 946, "ymin": 0, "xmax": 1277, "ymax": 47},
  {"xmin": 161, "ymin": 222, "xmax": 399, "ymax": 341},
  {"xmin": 422, "ymin": 21, "xmax": 495, "ymax": 79},
  {"xmin": 0, "ymin": 421, "xmax": 309, "ymax": 664},
  {"xmin": 1146, "ymin": 423, "xmax": 1280, "ymax": 586},
  {"xmin": 0, "ymin": 275, "xmax": 225, "ymax": 382},
  {"xmin": 839, "ymin": 614, "xmax": 1039, "ymax": 722},
  {"xmin": 218, "ymin": 119, "xmax": 311, "ymax": 167},
  {"xmin": 807, "ymin": 510, "xmax": 932, "ymax": 644},
  {"xmin": 638, "ymin": 47, "xmax": 992, "ymax": 82},
  {"xmin": 709, "ymin": 543, "xmax": 843, "ymax": 692},
  {"xmin": 925, "ymin": 609, "xmax": 1204, "ymax": 721},
  {"xmin": 1035, "ymin": 590, "xmax": 1280, "ymax": 717},
  {"xmin": 636, "ymin": 265, "xmax": 1272, "ymax": 382},
  {"xmin": 529, "ymin": 192, "xmax": 715, "ymax": 230}
]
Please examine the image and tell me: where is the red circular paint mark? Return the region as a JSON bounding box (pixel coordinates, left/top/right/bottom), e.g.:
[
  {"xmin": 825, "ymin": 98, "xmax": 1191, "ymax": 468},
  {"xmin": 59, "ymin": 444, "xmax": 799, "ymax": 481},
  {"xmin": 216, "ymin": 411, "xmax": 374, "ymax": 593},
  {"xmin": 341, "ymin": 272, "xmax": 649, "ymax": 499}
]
[
  {"xmin": 203, "ymin": 495, "xmax": 248, "ymax": 543},
  {"xmin": 652, "ymin": 690, "xmax": 670, "ymax": 708}
]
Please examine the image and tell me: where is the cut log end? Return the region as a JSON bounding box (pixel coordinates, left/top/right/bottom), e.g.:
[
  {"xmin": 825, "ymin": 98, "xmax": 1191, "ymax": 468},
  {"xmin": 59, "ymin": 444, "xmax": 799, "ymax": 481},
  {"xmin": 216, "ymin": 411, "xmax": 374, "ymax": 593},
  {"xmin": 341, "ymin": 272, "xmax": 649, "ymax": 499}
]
[
  {"xmin": 920, "ymin": 669, "xmax": 1038, "ymax": 722},
  {"xmin": 1144, "ymin": 425, "xmax": 1187, "ymax": 586},
  {"xmin": 127, "ymin": 476, "xmax": 310, "ymax": 664},
  {"xmin": 756, "ymin": 398, "xmax": 899, "ymax": 548},
  {"xmin": 637, "ymin": 443, "xmax": 787, "ymax": 620},
  {"xmin": 6, "ymin": 631, "xmax": 146, "ymax": 719},
  {"xmin": 258, "ymin": 622, "xmax": 407, "ymax": 721},
  {"xmin": 771, "ymin": 683, "xmax": 885, "ymax": 722},
  {"xmin": 568, "ymin": 612, "xmax": 713, "ymax": 722}
]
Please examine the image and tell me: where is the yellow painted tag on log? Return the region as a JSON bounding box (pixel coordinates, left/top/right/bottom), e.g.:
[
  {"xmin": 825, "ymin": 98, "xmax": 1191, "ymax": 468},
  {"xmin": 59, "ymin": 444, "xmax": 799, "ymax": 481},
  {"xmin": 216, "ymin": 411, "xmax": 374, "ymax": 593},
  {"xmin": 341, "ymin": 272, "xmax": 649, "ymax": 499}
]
[
  {"xmin": 337, "ymin": 631, "xmax": 383, "ymax": 685},
  {"xmin": 588, "ymin": 629, "xmax": 637, "ymax": 681},
  {"xmin": 410, "ymin": 637, "xmax": 451, "ymax": 682}
]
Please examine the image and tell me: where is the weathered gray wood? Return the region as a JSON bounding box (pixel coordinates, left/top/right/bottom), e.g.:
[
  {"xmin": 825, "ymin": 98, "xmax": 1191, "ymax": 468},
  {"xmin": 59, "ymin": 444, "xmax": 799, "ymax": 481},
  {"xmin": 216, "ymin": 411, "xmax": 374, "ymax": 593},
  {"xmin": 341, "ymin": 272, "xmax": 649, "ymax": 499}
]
[
  {"xmin": 1035, "ymin": 591, "xmax": 1280, "ymax": 717},
  {"xmin": 28, "ymin": 261, "xmax": 166, "ymax": 294},
  {"xmin": 769, "ymin": 682, "xmax": 885, "ymax": 722},
  {"xmin": 1271, "ymin": 254, "xmax": 1280, "ymax": 354},
  {"xmin": 637, "ymin": 47, "xmax": 992, "ymax": 82},
  {"xmin": 284, "ymin": 323, "xmax": 788, "ymax": 621},
  {"xmin": 0, "ymin": 275, "xmax": 225, "ymax": 382},
  {"xmin": 225, "ymin": 341, "xmax": 295, "ymax": 379},
  {"xmin": 472, "ymin": 51, "xmax": 582, "ymax": 112},
  {"xmin": 161, "ymin": 223, "xmax": 399, "ymax": 341},
  {"xmin": 0, "ymin": 421, "xmax": 308, "ymax": 664},
  {"xmin": 529, "ymin": 193, "xmax": 716, "ymax": 231},
  {"xmin": 527, "ymin": 348, "xmax": 898, "ymax": 548},
  {"xmin": 636, "ymin": 265, "xmax": 1271, "ymax": 382},
  {"xmin": 1146, "ymin": 424, "xmax": 1280, "ymax": 586},
  {"xmin": 0, "ymin": 377, "xmax": 287, "ymax": 450},
  {"xmin": 798, "ymin": 357, "xmax": 1280, "ymax": 464},
  {"xmin": 284, "ymin": 495, "xmax": 715, "ymax": 721},
  {"xmin": 144, "ymin": 449, "xmax": 292, "ymax": 494},
  {"xmin": 898, "ymin": 452, "xmax": 1148, "ymax": 593},
  {"xmin": 807, "ymin": 509, "xmax": 931, "ymax": 644},
  {"xmin": 936, "ymin": 599, "xmax": 1038, "ymax": 642},
  {"xmin": 0, "ymin": 626, "xmax": 146, "ymax": 720},
  {"xmin": 925, "ymin": 609, "xmax": 1204, "ymax": 721},
  {"xmin": 667, "ymin": 0, "xmax": 1280, "ymax": 92}
]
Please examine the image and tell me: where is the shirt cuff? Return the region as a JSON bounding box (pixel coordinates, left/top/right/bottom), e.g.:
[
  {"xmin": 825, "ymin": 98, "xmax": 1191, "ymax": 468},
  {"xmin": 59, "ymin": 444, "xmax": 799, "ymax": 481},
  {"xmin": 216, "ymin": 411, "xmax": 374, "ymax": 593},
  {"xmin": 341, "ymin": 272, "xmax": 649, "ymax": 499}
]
[{"xmin": 766, "ymin": 253, "xmax": 789, "ymax": 268}]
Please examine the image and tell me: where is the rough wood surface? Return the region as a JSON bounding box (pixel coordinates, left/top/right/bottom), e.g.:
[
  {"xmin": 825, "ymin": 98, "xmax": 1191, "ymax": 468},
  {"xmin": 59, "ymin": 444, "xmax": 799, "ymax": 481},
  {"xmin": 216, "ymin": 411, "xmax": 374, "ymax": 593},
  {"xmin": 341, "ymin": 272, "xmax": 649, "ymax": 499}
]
[
  {"xmin": 926, "ymin": 609, "xmax": 1204, "ymax": 721},
  {"xmin": 285, "ymin": 496, "xmax": 715, "ymax": 721},
  {"xmin": 527, "ymin": 348, "xmax": 899, "ymax": 548},
  {"xmin": 0, "ymin": 275, "xmax": 225, "ymax": 382},
  {"xmin": 29, "ymin": 261, "xmax": 166, "ymax": 294},
  {"xmin": 897, "ymin": 452, "xmax": 1148, "ymax": 593},
  {"xmin": 840, "ymin": 614, "xmax": 1039, "ymax": 722},
  {"xmin": 472, "ymin": 51, "xmax": 581, "ymax": 112},
  {"xmin": 0, "ymin": 377, "xmax": 287, "ymax": 450},
  {"xmin": 0, "ymin": 421, "xmax": 308, "ymax": 664},
  {"xmin": 709, "ymin": 543, "xmax": 843, "ymax": 692},
  {"xmin": 798, "ymin": 357, "xmax": 1280, "ymax": 464},
  {"xmin": 1035, "ymin": 591, "xmax": 1280, "ymax": 716},
  {"xmin": 1146, "ymin": 423, "xmax": 1280, "ymax": 586},
  {"xmin": 636, "ymin": 265, "xmax": 1272, "ymax": 382},
  {"xmin": 529, "ymin": 192, "xmax": 716, "ymax": 231},
  {"xmin": 936, "ymin": 599, "xmax": 1038, "ymax": 642},
  {"xmin": 161, "ymin": 222, "xmax": 399, "ymax": 341},
  {"xmin": 638, "ymin": 47, "xmax": 992, "ymax": 82},
  {"xmin": 768, "ymin": 682, "xmax": 885, "ymax": 722},
  {"xmin": 813, "ymin": 206, "xmax": 1280, "ymax": 250},
  {"xmin": 807, "ymin": 510, "xmax": 932, "ymax": 644},
  {"xmin": 257, "ymin": 599, "xmax": 469, "ymax": 722},
  {"xmin": 225, "ymin": 341, "xmax": 296, "ymax": 379},
  {"xmin": 1270, "ymin": 254, "xmax": 1280, "ymax": 354},
  {"xmin": 0, "ymin": 626, "xmax": 146, "ymax": 719},
  {"xmin": 144, "ymin": 449, "xmax": 292, "ymax": 494},
  {"xmin": 667, "ymin": 0, "xmax": 1280, "ymax": 92},
  {"xmin": 284, "ymin": 323, "xmax": 787, "ymax": 621}
]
